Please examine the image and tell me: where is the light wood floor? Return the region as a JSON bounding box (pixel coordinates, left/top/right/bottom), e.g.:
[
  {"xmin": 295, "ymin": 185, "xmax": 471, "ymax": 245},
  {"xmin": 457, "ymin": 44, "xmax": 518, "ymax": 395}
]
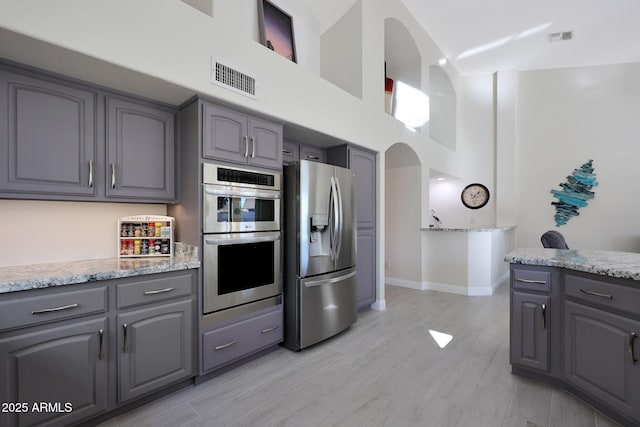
[{"xmin": 98, "ymin": 284, "xmax": 621, "ymax": 427}]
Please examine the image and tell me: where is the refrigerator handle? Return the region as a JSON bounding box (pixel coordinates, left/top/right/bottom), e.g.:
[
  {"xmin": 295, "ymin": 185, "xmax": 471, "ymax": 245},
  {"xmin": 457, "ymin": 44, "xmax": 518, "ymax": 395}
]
[
  {"xmin": 334, "ymin": 176, "xmax": 344, "ymax": 260},
  {"xmin": 330, "ymin": 176, "xmax": 340, "ymax": 261}
]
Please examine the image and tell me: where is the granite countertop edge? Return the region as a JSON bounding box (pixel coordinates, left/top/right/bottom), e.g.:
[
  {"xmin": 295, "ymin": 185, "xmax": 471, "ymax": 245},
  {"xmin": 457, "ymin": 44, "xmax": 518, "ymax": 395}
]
[
  {"xmin": 422, "ymin": 226, "xmax": 517, "ymax": 232},
  {"xmin": 0, "ymin": 256, "xmax": 201, "ymax": 294},
  {"xmin": 505, "ymin": 248, "xmax": 640, "ymax": 281}
]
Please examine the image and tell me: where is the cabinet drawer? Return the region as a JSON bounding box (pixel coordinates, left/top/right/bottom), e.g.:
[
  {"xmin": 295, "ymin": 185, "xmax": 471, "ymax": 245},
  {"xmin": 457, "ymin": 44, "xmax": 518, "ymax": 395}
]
[
  {"xmin": 512, "ymin": 267, "xmax": 551, "ymax": 292},
  {"xmin": 202, "ymin": 307, "xmax": 283, "ymax": 372},
  {"xmin": 299, "ymin": 144, "xmax": 325, "ymax": 163},
  {"xmin": 0, "ymin": 287, "xmax": 107, "ymax": 332},
  {"xmin": 565, "ymin": 273, "xmax": 640, "ymax": 315},
  {"xmin": 117, "ymin": 272, "xmax": 193, "ymax": 309}
]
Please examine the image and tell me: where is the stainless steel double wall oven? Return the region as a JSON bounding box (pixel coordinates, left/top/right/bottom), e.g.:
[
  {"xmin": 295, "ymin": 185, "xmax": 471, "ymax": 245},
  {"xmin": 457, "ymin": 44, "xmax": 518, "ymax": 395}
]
[{"xmin": 201, "ymin": 163, "xmax": 282, "ymax": 315}]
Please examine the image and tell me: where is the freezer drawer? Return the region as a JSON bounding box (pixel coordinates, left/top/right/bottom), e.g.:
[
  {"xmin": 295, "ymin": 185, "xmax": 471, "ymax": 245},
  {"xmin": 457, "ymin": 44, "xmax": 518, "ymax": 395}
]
[{"xmin": 299, "ymin": 269, "xmax": 357, "ymax": 349}]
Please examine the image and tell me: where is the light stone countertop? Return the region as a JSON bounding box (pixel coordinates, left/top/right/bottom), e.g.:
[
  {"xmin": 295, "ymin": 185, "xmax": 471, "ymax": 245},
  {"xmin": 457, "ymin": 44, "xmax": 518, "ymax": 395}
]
[
  {"xmin": 505, "ymin": 247, "xmax": 640, "ymax": 281},
  {"xmin": 0, "ymin": 252, "xmax": 200, "ymax": 294},
  {"xmin": 422, "ymin": 226, "xmax": 517, "ymax": 232}
]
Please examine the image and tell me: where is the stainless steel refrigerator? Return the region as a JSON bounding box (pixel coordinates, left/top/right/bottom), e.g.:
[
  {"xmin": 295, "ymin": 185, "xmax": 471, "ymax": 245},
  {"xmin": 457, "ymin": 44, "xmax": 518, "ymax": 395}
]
[{"xmin": 283, "ymin": 160, "xmax": 357, "ymax": 351}]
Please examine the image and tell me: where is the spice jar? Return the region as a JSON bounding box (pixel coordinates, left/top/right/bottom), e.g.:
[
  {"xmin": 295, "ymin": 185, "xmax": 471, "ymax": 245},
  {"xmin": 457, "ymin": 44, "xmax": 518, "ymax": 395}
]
[
  {"xmin": 134, "ymin": 225, "xmax": 142, "ymax": 237},
  {"xmin": 133, "ymin": 240, "xmax": 141, "ymax": 255},
  {"xmin": 149, "ymin": 239, "xmax": 155, "ymax": 254},
  {"xmin": 127, "ymin": 224, "xmax": 135, "ymax": 237},
  {"xmin": 141, "ymin": 240, "xmax": 149, "ymax": 254},
  {"xmin": 154, "ymin": 240, "xmax": 161, "ymax": 253},
  {"xmin": 161, "ymin": 240, "xmax": 170, "ymax": 254},
  {"xmin": 141, "ymin": 223, "xmax": 148, "ymax": 237},
  {"xmin": 155, "ymin": 222, "xmax": 162, "ymax": 237},
  {"xmin": 121, "ymin": 223, "xmax": 128, "ymax": 237}
]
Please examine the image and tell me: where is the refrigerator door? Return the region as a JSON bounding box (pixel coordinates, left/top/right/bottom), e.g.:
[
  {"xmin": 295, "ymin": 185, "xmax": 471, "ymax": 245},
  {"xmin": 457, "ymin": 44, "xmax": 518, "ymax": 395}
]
[
  {"xmin": 299, "ymin": 161, "xmax": 335, "ymax": 278},
  {"xmin": 333, "ymin": 165, "xmax": 357, "ymax": 271},
  {"xmin": 298, "ymin": 268, "xmax": 357, "ymax": 349}
]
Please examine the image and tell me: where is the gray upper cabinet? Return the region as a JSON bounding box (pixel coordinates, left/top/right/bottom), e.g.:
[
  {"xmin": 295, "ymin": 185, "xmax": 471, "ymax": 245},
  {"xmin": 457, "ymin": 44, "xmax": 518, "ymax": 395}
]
[
  {"xmin": 202, "ymin": 102, "xmax": 282, "ymax": 170},
  {"xmin": 299, "ymin": 143, "xmax": 326, "ymax": 163},
  {"xmin": 0, "ymin": 317, "xmax": 108, "ymax": 427},
  {"xmin": 106, "ymin": 97, "xmax": 175, "ymax": 201},
  {"xmin": 282, "ymin": 140, "xmax": 299, "ymax": 164},
  {"xmin": 0, "ymin": 69, "xmax": 96, "ymax": 197}
]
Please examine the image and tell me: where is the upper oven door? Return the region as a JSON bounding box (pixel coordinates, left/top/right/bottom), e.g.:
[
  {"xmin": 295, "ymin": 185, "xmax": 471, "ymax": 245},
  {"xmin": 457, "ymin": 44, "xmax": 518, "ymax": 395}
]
[{"xmin": 203, "ymin": 184, "xmax": 281, "ymax": 233}]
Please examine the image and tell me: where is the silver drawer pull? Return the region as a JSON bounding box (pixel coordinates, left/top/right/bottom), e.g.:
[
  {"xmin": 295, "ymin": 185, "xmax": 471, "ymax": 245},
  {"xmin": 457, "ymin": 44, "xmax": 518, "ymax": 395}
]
[
  {"xmin": 261, "ymin": 325, "xmax": 279, "ymax": 334},
  {"xmin": 305, "ymin": 155, "xmax": 319, "ymax": 160},
  {"xmin": 31, "ymin": 303, "xmax": 79, "ymax": 315},
  {"xmin": 214, "ymin": 340, "xmax": 237, "ymax": 351},
  {"xmin": 579, "ymin": 288, "xmax": 613, "ymax": 299},
  {"xmin": 515, "ymin": 278, "xmax": 547, "ymax": 285},
  {"xmin": 144, "ymin": 287, "xmax": 174, "ymax": 295},
  {"xmin": 98, "ymin": 329, "xmax": 104, "ymax": 360}
]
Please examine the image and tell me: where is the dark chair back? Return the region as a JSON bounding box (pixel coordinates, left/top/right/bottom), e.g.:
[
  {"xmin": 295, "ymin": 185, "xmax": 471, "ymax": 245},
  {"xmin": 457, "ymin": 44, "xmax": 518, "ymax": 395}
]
[{"xmin": 541, "ymin": 230, "xmax": 569, "ymax": 249}]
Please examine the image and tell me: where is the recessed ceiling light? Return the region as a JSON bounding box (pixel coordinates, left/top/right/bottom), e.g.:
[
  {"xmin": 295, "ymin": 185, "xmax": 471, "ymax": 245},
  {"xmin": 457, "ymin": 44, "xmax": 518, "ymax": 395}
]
[{"xmin": 436, "ymin": 177, "xmax": 445, "ymax": 181}]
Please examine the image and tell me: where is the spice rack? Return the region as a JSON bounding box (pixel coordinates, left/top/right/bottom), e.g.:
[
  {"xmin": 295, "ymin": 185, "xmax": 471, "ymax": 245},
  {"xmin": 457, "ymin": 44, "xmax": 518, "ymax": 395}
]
[{"xmin": 118, "ymin": 215, "xmax": 175, "ymax": 258}]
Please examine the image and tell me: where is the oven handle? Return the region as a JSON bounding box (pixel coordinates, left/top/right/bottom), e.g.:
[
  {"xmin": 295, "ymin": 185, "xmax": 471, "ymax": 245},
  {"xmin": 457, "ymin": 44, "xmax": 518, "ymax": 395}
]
[
  {"xmin": 203, "ymin": 187, "xmax": 280, "ymax": 199},
  {"xmin": 204, "ymin": 235, "xmax": 280, "ymax": 245}
]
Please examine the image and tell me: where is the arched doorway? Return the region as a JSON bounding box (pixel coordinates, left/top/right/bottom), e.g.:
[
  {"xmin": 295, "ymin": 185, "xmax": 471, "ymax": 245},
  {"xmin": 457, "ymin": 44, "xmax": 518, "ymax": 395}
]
[{"xmin": 384, "ymin": 143, "xmax": 422, "ymax": 289}]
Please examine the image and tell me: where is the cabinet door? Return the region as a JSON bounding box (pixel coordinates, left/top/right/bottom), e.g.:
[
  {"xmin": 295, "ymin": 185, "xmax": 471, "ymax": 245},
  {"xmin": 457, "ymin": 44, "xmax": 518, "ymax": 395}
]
[
  {"xmin": 282, "ymin": 140, "xmax": 299, "ymax": 164},
  {"xmin": 299, "ymin": 143, "xmax": 326, "ymax": 163},
  {"xmin": 349, "ymin": 147, "xmax": 376, "ymax": 228},
  {"xmin": 202, "ymin": 103, "xmax": 248, "ymax": 164},
  {"xmin": 565, "ymin": 301, "xmax": 640, "ymax": 419},
  {"xmin": 106, "ymin": 97, "xmax": 175, "ymax": 201},
  {"xmin": 117, "ymin": 299, "xmax": 193, "ymax": 403},
  {"xmin": 248, "ymin": 116, "xmax": 282, "ymax": 170},
  {"xmin": 356, "ymin": 227, "xmax": 376, "ymax": 309},
  {"xmin": 0, "ymin": 318, "xmax": 108, "ymax": 427},
  {"xmin": 0, "ymin": 70, "xmax": 96, "ymax": 197},
  {"xmin": 511, "ymin": 292, "xmax": 549, "ymax": 372}
]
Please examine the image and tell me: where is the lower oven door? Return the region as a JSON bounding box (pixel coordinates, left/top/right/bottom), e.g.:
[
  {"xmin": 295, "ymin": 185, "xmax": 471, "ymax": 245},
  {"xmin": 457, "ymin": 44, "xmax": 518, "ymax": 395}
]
[{"xmin": 203, "ymin": 231, "xmax": 281, "ymax": 314}]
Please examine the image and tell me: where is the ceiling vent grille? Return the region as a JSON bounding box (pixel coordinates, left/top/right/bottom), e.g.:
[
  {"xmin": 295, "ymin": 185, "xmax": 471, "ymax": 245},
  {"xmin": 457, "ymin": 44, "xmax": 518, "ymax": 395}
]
[
  {"xmin": 211, "ymin": 59, "xmax": 257, "ymax": 99},
  {"xmin": 548, "ymin": 31, "xmax": 573, "ymax": 42}
]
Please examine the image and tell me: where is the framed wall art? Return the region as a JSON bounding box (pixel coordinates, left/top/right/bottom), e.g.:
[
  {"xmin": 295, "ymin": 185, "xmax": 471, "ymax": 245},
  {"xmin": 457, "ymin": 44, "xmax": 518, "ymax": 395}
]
[{"xmin": 257, "ymin": 0, "xmax": 297, "ymax": 63}]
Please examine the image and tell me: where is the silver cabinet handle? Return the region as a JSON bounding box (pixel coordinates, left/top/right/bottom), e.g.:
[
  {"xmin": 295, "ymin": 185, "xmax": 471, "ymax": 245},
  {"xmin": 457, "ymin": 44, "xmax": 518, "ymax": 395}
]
[
  {"xmin": 515, "ymin": 278, "xmax": 547, "ymax": 285},
  {"xmin": 243, "ymin": 135, "xmax": 249, "ymax": 157},
  {"xmin": 261, "ymin": 325, "xmax": 279, "ymax": 334},
  {"xmin": 250, "ymin": 136, "xmax": 255, "ymax": 158},
  {"xmin": 541, "ymin": 303, "xmax": 547, "ymax": 329},
  {"xmin": 111, "ymin": 163, "xmax": 116, "ymax": 189},
  {"xmin": 98, "ymin": 329, "xmax": 104, "ymax": 360},
  {"xmin": 88, "ymin": 160, "xmax": 94, "ymax": 188},
  {"xmin": 214, "ymin": 340, "xmax": 237, "ymax": 351},
  {"xmin": 630, "ymin": 332, "xmax": 638, "ymax": 364},
  {"xmin": 283, "ymin": 149, "xmax": 293, "ymax": 155},
  {"xmin": 123, "ymin": 323, "xmax": 129, "ymax": 353},
  {"xmin": 579, "ymin": 288, "xmax": 613, "ymax": 299},
  {"xmin": 31, "ymin": 303, "xmax": 79, "ymax": 315},
  {"xmin": 144, "ymin": 287, "xmax": 174, "ymax": 295},
  {"xmin": 305, "ymin": 155, "xmax": 319, "ymax": 160}
]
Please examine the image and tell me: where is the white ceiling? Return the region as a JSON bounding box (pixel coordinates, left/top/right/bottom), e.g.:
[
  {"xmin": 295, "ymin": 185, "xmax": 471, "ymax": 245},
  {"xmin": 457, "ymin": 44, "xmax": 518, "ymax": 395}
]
[{"xmin": 308, "ymin": 0, "xmax": 640, "ymax": 75}]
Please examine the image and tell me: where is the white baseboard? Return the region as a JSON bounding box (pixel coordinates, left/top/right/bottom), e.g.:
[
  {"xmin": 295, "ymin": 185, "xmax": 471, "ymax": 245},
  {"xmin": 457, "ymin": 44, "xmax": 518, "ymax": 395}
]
[
  {"xmin": 386, "ymin": 275, "xmax": 508, "ymax": 297},
  {"xmin": 370, "ymin": 299, "xmax": 386, "ymax": 311}
]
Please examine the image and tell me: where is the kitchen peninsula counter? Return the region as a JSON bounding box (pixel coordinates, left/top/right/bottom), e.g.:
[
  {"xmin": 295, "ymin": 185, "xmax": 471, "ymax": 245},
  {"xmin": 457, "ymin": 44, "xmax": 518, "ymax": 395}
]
[
  {"xmin": 0, "ymin": 251, "xmax": 200, "ymax": 294},
  {"xmin": 505, "ymin": 247, "xmax": 640, "ymax": 281}
]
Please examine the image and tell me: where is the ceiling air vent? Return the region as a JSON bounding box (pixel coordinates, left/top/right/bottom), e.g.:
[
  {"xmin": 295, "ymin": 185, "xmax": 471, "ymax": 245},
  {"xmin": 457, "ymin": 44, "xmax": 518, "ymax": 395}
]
[
  {"xmin": 548, "ymin": 31, "xmax": 573, "ymax": 42},
  {"xmin": 211, "ymin": 59, "xmax": 257, "ymax": 99}
]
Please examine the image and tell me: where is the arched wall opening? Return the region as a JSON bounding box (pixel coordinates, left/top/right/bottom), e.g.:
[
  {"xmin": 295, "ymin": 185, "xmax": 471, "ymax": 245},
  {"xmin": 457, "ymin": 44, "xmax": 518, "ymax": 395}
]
[{"xmin": 384, "ymin": 142, "xmax": 423, "ymax": 287}]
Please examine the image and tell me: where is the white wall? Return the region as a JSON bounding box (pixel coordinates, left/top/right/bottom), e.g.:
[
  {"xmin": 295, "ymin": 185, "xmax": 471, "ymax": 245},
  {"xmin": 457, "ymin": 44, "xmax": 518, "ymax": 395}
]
[
  {"xmin": 427, "ymin": 74, "xmax": 495, "ymax": 228},
  {"xmin": 0, "ymin": 200, "xmax": 166, "ymax": 267},
  {"xmin": 515, "ymin": 62, "xmax": 640, "ymax": 251},
  {"xmin": 385, "ymin": 164, "xmax": 421, "ymax": 283}
]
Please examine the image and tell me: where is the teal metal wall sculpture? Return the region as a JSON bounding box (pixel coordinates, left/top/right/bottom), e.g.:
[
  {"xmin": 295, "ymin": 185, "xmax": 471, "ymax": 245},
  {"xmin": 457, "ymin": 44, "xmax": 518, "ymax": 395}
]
[{"xmin": 551, "ymin": 160, "xmax": 598, "ymax": 226}]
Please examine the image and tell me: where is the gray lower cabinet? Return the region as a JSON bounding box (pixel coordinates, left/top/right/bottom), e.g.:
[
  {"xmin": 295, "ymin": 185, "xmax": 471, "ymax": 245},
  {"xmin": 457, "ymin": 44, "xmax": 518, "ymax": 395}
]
[
  {"xmin": 0, "ymin": 317, "xmax": 108, "ymax": 427},
  {"xmin": 202, "ymin": 102, "xmax": 282, "ymax": 170},
  {"xmin": 202, "ymin": 305, "xmax": 283, "ymax": 373},
  {"xmin": 0, "ymin": 270, "xmax": 196, "ymax": 427},
  {"xmin": 327, "ymin": 144, "xmax": 377, "ymax": 310},
  {"xmin": 117, "ymin": 299, "xmax": 193, "ymax": 403},
  {"xmin": 0, "ymin": 68, "xmax": 96, "ymax": 197},
  {"xmin": 511, "ymin": 291, "xmax": 549, "ymax": 372},
  {"xmin": 106, "ymin": 97, "xmax": 175, "ymax": 201},
  {"xmin": 565, "ymin": 301, "xmax": 640, "ymax": 420}
]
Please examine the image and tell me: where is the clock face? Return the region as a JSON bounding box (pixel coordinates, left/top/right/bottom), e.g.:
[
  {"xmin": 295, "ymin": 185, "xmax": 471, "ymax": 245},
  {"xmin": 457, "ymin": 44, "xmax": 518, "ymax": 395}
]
[{"xmin": 461, "ymin": 183, "xmax": 490, "ymax": 209}]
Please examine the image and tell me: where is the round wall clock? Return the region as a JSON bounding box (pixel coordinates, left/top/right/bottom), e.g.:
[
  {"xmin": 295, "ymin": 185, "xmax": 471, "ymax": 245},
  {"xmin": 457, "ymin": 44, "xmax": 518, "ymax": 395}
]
[{"xmin": 461, "ymin": 183, "xmax": 490, "ymax": 209}]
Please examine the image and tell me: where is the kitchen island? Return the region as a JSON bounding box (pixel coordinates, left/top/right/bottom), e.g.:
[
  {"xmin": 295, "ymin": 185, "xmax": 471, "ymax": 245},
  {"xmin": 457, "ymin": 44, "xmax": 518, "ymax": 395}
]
[
  {"xmin": 506, "ymin": 247, "xmax": 640, "ymax": 426},
  {"xmin": 419, "ymin": 226, "xmax": 516, "ymax": 295},
  {"xmin": 0, "ymin": 251, "xmax": 200, "ymax": 427}
]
